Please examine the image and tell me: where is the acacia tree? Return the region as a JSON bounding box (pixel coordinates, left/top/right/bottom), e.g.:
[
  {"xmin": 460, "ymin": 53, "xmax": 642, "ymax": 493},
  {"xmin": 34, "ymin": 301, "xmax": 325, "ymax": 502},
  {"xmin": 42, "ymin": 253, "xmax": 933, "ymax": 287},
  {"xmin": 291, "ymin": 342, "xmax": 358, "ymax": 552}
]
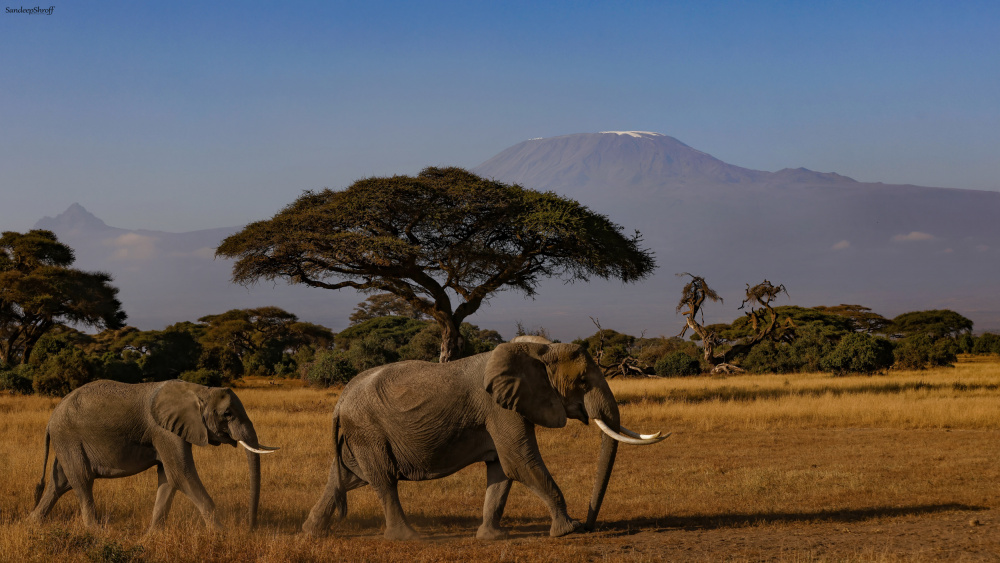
[
  {"xmin": 813, "ymin": 304, "xmax": 890, "ymax": 334},
  {"xmin": 676, "ymin": 273, "xmax": 793, "ymax": 368},
  {"xmin": 0, "ymin": 230, "xmax": 126, "ymax": 365},
  {"xmin": 217, "ymin": 167, "xmax": 657, "ymax": 362}
]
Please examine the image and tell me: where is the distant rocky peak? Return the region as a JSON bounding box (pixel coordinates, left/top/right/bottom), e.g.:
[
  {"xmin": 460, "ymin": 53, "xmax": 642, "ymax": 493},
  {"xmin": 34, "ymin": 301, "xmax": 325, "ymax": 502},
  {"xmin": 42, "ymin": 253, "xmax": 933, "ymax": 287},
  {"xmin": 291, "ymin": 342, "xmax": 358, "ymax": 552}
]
[{"xmin": 34, "ymin": 203, "xmax": 110, "ymax": 232}]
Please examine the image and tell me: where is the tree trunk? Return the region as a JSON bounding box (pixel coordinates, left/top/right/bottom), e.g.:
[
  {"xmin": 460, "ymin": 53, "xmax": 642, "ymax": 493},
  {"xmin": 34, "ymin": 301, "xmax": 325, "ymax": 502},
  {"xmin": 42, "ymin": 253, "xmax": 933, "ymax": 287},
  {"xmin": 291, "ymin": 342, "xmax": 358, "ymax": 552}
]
[{"xmin": 438, "ymin": 317, "xmax": 464, "ymax": 363}]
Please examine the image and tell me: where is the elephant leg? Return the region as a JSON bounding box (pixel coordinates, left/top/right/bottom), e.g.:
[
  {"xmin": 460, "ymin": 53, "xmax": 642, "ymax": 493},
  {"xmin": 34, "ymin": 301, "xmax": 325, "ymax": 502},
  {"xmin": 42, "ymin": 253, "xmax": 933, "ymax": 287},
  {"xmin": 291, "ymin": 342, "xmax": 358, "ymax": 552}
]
[
  {"xmin": 161, "ymin": 444, "xmax": 219, "ymax": 530},
  {"xmin": 56, "ymin": 453, "xmax": 99, "ymax": 528},
  {"xmin": 28, "ymin": 458, "xmax": 72, "ymax": 523},
  {"xmin": 302, "ymin": 461, "xmax": 366, "ymax": 536},
  {"xmin": 476, "ymin": 460, "xmax": 512, "ymax": 540},
  {"xmin": 148, "ymin": 464, "xmax": 178, "ymax": 532},
  {"xmin": 369, "ymin": 476, "xmax": 418, "ymax": 541},
  {"xmin": 517, "ymin": 463, "xmax": 580, "ymax": 537},
  {"xmin": 75, "ymin": 479, "xmax": 99, "ymax": 528},
  {"xmin": 498, "ymin": 429, "xmax": 580, "ymax": 537}
]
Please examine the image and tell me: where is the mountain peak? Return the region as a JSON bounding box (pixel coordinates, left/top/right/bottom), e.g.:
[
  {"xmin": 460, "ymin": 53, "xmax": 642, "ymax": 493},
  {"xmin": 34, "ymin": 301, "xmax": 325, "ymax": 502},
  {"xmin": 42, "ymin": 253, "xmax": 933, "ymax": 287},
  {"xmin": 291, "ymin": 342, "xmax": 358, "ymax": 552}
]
[
  {"xmin": 474, "ymin": 131, "xmax": 764, "ymax": 191},
  {"xmin": 599, "ymin": 131, "xmax": 664, "ymax": 139},
  {"xmin": 34, "ymin": 203, "xmax": 109, "ymax": 232}
]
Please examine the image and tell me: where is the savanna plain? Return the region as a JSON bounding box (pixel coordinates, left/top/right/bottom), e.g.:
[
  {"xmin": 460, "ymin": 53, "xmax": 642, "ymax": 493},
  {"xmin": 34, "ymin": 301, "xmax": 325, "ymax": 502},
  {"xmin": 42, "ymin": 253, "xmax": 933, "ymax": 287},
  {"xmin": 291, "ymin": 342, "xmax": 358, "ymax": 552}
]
[{"xmin": 4, "ymin": 357, "xmax": 1000, "ymax": 562}]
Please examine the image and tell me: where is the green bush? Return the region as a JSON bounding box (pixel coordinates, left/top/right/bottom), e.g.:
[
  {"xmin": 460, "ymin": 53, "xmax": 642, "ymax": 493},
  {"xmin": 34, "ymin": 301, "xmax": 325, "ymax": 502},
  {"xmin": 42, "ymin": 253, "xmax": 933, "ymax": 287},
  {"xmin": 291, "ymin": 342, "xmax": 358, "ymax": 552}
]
[
  {"xmin": 636, "ymin": 337, "xmax": 701, "ymax": 367},
  {"xmin": 972, "ymin": 333, "xmax": 1000, "ymax": 355},
  {"xmin": 98, "ymin": 354, "xmax": 143, "ymax": 384},
  {"xmin": 335, "ymin": 316, "xmax": 430, "ymax": 351},
  {"xmin": 654, "ymin": 352, "xmax": 702, "ymax": 376},
  {"xmin": 242, "ymin": 346, "xmax": 284, "ymax": 377},
  {"xmin": 179, "ymin": 369, "xmax": 224, "ymax": 387},
  {"xmin": 0, "ymin": 364, "xmax": 35, "ymax": 394},
  {"xmin": 893, "ymin": 335, "xmax": 958, "ymax": 369},
  {"xmin": 306, "ymin": 350, "xmax": 358, "ymax": 387},
  {"xmin": 198, "ymin": 345, "xmax": 244, "ymax": 380},
  {"xmin": 786, "ymin": 326, "xmax": 836, "ymax": 372},
  {"xmin": 821, "ymin": 333, "xmax": 894, "ymax": 375},
  {"xmin": 33, "ymin": 348, "xmax": 98, "ymax": 396},
  {"xmin": 348, "ymin": 334, "xmax": 399, "ymax": 371},
  {"xmin": 740, "ymin": 340, "xmax": 798, "ymax": 374}
]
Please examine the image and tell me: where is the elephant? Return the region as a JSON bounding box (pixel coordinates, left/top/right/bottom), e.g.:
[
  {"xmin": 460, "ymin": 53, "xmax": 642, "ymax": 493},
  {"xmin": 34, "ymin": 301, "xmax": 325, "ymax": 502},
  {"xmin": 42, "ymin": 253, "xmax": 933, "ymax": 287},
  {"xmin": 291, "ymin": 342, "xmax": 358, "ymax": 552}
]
[
  {"xmin": 301, "ymin": 340, "xmax": 666, "ymax": 540},
  {"xmin": 28, "ymin": 379, "xmax": 278, "ymax": 531}
]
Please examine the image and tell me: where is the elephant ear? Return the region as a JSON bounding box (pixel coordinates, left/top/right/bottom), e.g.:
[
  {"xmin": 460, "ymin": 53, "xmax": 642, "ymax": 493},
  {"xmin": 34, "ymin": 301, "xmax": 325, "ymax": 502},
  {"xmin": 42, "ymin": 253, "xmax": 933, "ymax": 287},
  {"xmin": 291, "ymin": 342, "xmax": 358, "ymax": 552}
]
[
  {"xmin": 151, "ymin": 380, "xmax": 210, "ymax": 446},
  {"xmin": 484, "ymin": 342, "xmax": 567, "ymax": 428}
]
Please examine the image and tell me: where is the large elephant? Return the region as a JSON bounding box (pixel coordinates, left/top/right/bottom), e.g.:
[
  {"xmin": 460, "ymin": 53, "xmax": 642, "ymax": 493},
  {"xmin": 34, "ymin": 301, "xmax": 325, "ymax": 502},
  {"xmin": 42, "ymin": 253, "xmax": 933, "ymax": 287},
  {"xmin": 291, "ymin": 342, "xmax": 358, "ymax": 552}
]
[
  {"xmin": 28, "ymin": 379, "xmax": 278, "ymax": 531},
  {"xmin": 302, "ymin": 340, "xmax": 666, "ymax": 540}
]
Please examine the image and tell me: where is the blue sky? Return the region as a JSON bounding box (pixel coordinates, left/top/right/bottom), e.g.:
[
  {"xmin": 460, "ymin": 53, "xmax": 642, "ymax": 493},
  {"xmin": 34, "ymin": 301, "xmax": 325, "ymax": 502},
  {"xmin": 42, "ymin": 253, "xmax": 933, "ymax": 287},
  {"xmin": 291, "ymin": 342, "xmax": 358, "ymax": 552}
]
[{"xmin": 3, "ymin": 1, "xmax": 999, "ymax": 232}]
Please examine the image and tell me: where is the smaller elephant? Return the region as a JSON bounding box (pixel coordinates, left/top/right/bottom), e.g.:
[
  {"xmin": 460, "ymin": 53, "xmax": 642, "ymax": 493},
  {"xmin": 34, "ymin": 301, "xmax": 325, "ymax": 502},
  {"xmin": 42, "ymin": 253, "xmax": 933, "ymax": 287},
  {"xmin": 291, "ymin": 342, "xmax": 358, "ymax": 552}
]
[{"xmin": 29, "ymin": 379, "xmax": 278, "ymax": 531}]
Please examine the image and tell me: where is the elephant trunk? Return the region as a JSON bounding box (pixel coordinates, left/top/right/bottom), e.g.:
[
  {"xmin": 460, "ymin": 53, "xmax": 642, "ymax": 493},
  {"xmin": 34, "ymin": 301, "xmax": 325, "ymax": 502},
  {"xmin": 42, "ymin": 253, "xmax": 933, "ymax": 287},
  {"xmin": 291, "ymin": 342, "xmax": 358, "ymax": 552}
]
[
  {"xmin": 246, "ymin": 448, "xmax": 261, "ymax": 528},
  {"xmin": 584, "ymin": 386, "xmax": 620, "ymax": 531},
  {"xmin": 231, "ymin": 422, "xmax": 263, "ymax": 528}
]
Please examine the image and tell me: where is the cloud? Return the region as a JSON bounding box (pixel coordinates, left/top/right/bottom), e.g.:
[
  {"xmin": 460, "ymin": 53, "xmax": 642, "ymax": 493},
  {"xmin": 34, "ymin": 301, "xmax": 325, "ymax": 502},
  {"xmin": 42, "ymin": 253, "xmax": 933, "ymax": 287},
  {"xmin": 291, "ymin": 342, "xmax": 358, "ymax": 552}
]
[
  {"xmin": 892, "ymin": 231, "xmax": 935, "ymax": 242},
  {"xmin": 105, "ymin": 233, "xmax": 158, "ymax": 261},
  {"xmin": 831, "ymin": 240, "xmax": 850, "ymax": 250}
]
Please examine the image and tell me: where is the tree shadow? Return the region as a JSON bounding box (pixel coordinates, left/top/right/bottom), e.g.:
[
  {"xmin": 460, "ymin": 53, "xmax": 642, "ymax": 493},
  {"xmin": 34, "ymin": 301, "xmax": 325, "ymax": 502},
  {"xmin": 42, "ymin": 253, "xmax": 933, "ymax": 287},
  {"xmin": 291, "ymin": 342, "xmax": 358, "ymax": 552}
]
[{"xmin": 592, "ymin": 503, "xmax": 988, "ymax": 536}]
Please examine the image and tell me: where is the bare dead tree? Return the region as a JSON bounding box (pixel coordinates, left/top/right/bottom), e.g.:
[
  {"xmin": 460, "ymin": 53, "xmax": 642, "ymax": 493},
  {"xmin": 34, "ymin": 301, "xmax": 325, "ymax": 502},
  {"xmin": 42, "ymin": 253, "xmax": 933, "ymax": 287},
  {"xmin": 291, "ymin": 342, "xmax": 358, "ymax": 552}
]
[
  {"xmin": 588, "ymin": 317, "xmax": 656, "ymax": 378},
  {"xmin": 676, "ymin": 273, "xmax": 794, "ymax": 368}
]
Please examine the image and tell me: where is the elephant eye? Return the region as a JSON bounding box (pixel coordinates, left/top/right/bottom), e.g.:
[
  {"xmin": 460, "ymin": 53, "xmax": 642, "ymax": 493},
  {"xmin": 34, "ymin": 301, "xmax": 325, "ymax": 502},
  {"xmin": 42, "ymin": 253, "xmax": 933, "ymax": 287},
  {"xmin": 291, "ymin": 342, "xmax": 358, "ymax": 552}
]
[{"xmin": 223, "ymin": 409, "xmax": 232, "ymax": 418}]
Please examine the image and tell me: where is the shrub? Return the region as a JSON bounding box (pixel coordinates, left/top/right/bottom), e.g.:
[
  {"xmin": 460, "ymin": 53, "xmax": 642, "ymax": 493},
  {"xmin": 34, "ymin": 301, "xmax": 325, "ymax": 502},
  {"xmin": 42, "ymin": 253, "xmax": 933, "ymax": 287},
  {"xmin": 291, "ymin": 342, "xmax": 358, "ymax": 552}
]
[
  {"xmin": 972, "ymin": 333, "xmax": 1000, "ymax": 355},
  {"xmin": 654, "ymin": 352, "xmax": 702, "ymax": 376},
  {"xmin": 98, "ymin": 354, "xmax": 143, "ymax": 384},
  {"xmin": 787, "ymin": 325, "xmax": 836, "ymax": 372},
  {"xmin": 348, "ymin": 335, "xmax": 399, "ymax": 371},
  {"xmin": 198, "ymin": 345, "xmax": 244, "ymax": 380},
  {"xmin": 33, "ymin": 348, "xmax": 98, "ymax": 396},
  {"xmin": 242, "ymin": 347, "xmax": 284, "ymax": 377},
  {"xmin": 741, "ymin": 340, "xmax": 797, "ymax": 374},
  {"xmin": 574, "ymin": 329, "xmax": 636, "ymax": 367},
  {"xmin": 0, "ymin": 364, "xmax": 35, "ymax": 394},
  {"xmin": 636, "ymin": 337, "xmax": 701, "ymax": 367},
  {"xmin": 821, "ymin": 333, "xmax": 894, "ymax": 375},
  {"xmin": 306, "ymin": 350, "xmax": 358, "ymax": 387},
  {"xmin": 334, "ymin": 316, "xmax": 430, "ymax": 351},
  {"xmin": 893, "ymin": 335, "xmax": 958, "ymax": 370},
  {"xmin": 179, "ymin": 369, "xmax": 225, "ymax": 387}
]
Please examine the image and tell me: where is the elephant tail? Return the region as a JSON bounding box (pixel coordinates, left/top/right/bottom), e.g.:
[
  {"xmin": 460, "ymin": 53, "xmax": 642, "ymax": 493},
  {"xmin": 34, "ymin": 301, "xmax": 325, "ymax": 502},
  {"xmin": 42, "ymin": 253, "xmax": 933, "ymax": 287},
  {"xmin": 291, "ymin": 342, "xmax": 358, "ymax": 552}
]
[
  {"xmin": 332, "ymin": 410, "xmax": 348, "ymax": 520},
  {"xmin": 33, "ymin": 428, "xmax": 50, "ymax": 508}
]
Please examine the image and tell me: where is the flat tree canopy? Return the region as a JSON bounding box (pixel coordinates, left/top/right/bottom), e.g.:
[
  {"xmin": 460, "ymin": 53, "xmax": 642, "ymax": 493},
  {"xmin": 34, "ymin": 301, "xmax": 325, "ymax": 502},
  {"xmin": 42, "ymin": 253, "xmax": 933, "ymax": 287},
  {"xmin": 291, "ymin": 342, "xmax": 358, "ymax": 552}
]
[
  {"xmin": 0, "ymin": 230, "xmax": 127, "ymax": 365},
  {"xmin": 217, "ymin": 167, "xmax": 656, "ymax": 361}
]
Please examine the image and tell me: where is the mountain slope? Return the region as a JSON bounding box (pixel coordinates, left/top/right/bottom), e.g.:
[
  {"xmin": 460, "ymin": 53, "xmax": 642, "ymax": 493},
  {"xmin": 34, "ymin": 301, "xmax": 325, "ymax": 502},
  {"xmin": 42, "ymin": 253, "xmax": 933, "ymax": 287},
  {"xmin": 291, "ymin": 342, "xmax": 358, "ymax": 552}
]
[{"xmin": 474, "ymin": 132, "xmax": 1000, "ymax": 333}]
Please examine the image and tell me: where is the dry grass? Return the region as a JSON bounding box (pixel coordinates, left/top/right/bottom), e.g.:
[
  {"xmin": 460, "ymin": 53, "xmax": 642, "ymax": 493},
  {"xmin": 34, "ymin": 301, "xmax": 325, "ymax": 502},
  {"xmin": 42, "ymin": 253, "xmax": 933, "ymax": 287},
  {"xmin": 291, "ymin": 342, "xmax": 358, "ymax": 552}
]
[{"xmin": 3, "ymin": 356, "xmax": 1000, "ymax": 561}]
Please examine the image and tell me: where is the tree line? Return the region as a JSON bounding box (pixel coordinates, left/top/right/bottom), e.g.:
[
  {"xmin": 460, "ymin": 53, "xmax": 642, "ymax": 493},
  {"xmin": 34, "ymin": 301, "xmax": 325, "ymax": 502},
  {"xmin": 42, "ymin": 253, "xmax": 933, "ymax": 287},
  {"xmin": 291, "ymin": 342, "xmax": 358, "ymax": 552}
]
[{"xmin": 3, "ymin": 167, "xmax": 998, "ymax": 396}]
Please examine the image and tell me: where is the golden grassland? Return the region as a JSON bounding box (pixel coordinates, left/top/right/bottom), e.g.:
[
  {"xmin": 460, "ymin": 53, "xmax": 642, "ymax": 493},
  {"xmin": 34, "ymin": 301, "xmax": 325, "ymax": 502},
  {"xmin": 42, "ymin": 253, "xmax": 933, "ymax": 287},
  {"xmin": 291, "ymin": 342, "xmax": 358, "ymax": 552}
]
[{"xmin": 3, "ymin": 357, "xmax": 1000, "ymax": 561}]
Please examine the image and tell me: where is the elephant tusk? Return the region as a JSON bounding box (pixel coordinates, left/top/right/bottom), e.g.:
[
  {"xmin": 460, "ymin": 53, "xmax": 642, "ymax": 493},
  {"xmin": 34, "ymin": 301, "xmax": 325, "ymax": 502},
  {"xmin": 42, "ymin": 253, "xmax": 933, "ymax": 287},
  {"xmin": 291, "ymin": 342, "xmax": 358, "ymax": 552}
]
[
  {"xmin": 593, "ymin": 419, "xmax": 669, "ymax": 445},
  {"xmin": 239, "ymin": 440, "xmax": 280, "ymax": 454},
  {"xmin": 618, "ymin": 425, "xmax": 662, "ymax": 440}
]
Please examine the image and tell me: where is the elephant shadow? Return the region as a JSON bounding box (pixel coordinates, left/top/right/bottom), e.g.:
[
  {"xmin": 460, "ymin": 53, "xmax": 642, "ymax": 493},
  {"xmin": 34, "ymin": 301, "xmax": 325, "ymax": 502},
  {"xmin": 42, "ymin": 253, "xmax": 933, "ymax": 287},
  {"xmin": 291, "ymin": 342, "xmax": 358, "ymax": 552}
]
[{"xmin": 594, "ymin": 503, "xmax": 988, "ymax": 536}]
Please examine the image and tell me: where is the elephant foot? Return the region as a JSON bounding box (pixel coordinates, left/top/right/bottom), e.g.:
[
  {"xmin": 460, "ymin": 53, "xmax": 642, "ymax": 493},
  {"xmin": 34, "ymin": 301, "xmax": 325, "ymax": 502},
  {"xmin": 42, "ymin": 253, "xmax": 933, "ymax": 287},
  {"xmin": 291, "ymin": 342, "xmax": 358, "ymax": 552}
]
[
  {"xmin": 476, "ymin": 523, "xmax": 510, "ymax": 540},
  {"xmin": 549, "ymin": 517, "xmax": 582, "ymax": 538},
  {"xmin": 384, "ymin": 524, "xmax": 420, "ymax": 541},
  {"xmin": 25, "ymin": 511, "xmax": 44, "ymax": 526},
  {"xmin": 302, "ymin": 517, "xmax": 330, "ymax": 537}
]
